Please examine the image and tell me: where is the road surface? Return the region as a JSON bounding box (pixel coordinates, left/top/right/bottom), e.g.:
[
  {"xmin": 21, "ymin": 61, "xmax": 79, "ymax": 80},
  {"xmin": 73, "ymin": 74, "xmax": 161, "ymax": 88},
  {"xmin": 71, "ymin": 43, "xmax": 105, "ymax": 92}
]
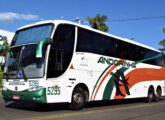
[{"xmin": 0, "ymin": 97, "xmax": 165, "ymax": 120}]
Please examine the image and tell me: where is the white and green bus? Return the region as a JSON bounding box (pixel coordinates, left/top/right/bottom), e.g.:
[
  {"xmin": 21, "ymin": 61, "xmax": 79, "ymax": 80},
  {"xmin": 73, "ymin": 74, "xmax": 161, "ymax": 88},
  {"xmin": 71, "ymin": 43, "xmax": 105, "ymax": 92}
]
[{"xmin": 1, "ymin": 20, "xmax": 165, "ymax": 110}]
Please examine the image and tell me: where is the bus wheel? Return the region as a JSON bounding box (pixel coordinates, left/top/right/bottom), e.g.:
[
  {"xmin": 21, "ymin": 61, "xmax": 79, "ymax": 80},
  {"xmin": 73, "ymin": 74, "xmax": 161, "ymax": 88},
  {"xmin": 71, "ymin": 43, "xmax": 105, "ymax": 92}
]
[
  {"xmin": 69, "ymin": 87, "xmax": 86, "ymax": 110},
  {"xmin": 147, "ymin": 88, "xmax": 154, "ymax": 103},
  {"xmin": 154, "ymin": 88, "xmax": 162, "ymax": 102}
]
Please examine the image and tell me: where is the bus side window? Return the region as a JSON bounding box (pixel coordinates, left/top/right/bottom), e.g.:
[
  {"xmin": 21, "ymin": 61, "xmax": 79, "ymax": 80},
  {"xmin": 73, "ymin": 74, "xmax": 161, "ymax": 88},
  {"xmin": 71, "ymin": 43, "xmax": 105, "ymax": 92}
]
[
  {"xmin": 103, "ymin": 36, "xmax": 117, "ymax": 57},
  {"xmin": 117, "ymin": 40, "xmax": 131, "ymax": 60}
]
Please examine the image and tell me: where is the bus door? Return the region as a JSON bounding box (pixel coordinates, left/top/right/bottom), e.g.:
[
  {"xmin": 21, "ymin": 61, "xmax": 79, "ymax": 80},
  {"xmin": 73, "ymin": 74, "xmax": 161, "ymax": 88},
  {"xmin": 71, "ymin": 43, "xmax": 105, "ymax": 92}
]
[{"xmin": 47, "ymin": 47, "xmax": 64, "ymax": 78}]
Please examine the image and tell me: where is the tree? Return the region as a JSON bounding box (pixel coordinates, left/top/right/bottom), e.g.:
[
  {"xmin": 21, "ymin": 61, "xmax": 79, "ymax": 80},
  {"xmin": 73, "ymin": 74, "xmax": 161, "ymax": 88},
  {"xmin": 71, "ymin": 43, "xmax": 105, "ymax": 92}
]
[
  {"xmin": 0, "ymin": 38, "xmax": 9, "ymax": 56},
  {"xmin": 158, "ymin": 28, "xmax": 165, "ymax": 51},
  {"xmin": 0, "ymin": 37, "xmax": 9, "ymax": 70},
  {"xmin": 0, "ymin": 37, "xmax": 8, "ymax": 87},
  {"xmin": 86, "ymin": 14, "xmax": 109, "ymax": 32}
]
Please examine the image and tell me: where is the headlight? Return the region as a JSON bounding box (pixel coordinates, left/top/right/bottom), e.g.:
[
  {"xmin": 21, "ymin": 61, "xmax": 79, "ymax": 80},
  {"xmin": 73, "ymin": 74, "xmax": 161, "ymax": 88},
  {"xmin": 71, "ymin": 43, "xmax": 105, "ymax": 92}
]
[
  {"xmin": 2, "ymin": 86, "xmax": 8, "ymax": 91},
  {"xmin": 28, "ymin": 86, "xmax": 43, "ymax": 92}
]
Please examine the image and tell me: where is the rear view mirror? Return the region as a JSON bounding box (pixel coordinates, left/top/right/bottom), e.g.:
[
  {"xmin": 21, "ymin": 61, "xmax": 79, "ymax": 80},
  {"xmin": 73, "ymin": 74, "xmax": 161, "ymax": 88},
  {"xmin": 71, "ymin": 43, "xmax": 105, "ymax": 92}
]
[{"xmin": 36, "ymin": 38, "xmax": 49, "ymax": 58}]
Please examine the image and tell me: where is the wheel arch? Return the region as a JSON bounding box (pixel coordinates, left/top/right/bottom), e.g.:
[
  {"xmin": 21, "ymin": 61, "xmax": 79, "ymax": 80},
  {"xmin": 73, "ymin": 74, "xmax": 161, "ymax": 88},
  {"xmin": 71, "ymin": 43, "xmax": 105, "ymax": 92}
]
[{"xmin": 73, "ymin": 83, "xmax": 89, "ymax": 102}]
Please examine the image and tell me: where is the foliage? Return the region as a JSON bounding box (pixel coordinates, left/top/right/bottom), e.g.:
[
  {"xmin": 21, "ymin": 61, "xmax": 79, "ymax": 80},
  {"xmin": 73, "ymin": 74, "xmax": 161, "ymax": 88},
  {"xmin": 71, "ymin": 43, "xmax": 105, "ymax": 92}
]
[
  {"xmin": 86, "ymin": 14, "xmax": 109, "ymax": 32},
  {"xmin": 0, "ymin": 38, "xmax": 8, "ymax": 88},
  {"xmin": 0, "ymin": 70, "xmax": 3, "ymax": 88},
  {"xmin": 163, "ymin": 28, "xmax": 165, "ymax": 33},
  {"xmin": 0, "ymin": 39, "xmax": 9, "ymax": 56},
  {"xmin": 158, "ymin": 28, "xmax": 165, "ymax": 51}
]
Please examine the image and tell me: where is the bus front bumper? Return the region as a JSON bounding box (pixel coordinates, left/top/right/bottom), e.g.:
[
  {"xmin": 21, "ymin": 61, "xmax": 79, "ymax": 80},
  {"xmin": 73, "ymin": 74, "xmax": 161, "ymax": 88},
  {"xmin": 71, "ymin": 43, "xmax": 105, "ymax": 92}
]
[{"xmin": 1, "ymin": 88, "xmax": 47, "ymax": 103}]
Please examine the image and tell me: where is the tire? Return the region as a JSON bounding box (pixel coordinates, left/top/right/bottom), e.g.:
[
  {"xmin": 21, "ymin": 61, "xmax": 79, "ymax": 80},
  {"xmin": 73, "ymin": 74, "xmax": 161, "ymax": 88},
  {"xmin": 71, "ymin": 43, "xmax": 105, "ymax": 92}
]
[
  {"xmin": 147, "ymin": 88, "xmax": 154, "ymax": 103},
  {"xmin": 154, "ymin": 88, "xmax": 161, "ymax": 102},
  {"xmin": 69, "ymin": 87, "xmax": 86, "ymax": 110}
]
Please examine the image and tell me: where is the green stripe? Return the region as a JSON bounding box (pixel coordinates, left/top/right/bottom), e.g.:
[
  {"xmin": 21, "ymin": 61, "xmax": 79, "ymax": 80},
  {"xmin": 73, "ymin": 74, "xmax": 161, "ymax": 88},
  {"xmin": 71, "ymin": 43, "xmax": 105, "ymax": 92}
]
[
  {"xmin": 90, "ymin": 65, "xmax": 110, "ymax": 100},
  {"xmin": 2, "ymin": 88, "xmax": 47, "ymax": 103},
  {"xmin": 135, "ymin": 53, "xmax": 163, "ymax": 64},
  {"xmin": 102, "ymin": 76, "xmax": 115, "ymax": 100}
]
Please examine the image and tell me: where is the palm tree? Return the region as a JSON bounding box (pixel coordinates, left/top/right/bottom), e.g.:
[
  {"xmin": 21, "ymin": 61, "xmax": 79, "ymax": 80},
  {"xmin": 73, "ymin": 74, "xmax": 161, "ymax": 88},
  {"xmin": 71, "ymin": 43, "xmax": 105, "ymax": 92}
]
[
  {"xmin": 159, "ymin": 28, "xmax": 165, "ymax": 51},
  {"xmin": 86, "ymin": 14, "xmax": 109, "ymax": 32}
]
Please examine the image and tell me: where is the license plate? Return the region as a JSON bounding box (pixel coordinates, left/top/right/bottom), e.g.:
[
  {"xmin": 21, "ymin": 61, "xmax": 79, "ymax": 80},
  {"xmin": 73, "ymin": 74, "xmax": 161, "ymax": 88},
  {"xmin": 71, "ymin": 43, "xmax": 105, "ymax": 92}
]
[{"xmin": 13, "ymin": 95, "xmax": 20, "ymax": 100}]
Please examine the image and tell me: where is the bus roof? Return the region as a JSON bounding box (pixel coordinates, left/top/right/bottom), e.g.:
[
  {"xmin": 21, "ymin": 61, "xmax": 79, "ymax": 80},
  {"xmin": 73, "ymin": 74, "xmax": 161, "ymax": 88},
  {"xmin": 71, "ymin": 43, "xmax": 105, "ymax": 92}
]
[{"xmin": 17, "ymin": 20, "xmax": 160, "ymax": 53}]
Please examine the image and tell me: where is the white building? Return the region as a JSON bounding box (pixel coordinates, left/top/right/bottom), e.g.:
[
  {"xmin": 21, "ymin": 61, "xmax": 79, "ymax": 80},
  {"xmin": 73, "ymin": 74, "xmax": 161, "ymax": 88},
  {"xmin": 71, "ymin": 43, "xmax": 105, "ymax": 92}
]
[{"xmin": 0, "ymin": 29, "xmax": 14, "ymax": 45}]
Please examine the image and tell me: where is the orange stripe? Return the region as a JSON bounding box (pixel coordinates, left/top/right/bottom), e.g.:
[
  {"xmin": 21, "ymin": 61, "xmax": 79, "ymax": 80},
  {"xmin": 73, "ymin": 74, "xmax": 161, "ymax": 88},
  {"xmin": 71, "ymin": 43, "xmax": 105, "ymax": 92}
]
[
  {"xmin": 114, "ymin": 67, "xmax": 165, "ymax": 99},
  {"xmin": 93, "ymin": 59, "xmax": 125, "ymax": 100}
]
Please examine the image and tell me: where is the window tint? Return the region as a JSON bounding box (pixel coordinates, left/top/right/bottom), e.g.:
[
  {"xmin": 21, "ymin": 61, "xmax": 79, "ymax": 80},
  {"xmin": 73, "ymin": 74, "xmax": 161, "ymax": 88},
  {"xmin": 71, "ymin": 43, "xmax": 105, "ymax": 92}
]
[
  {"xmin": 76, "ymin": 27, "xmax": 163, "ymax": 66},
  {"xmin": 76, "ymin": 28, "xmax": 103, "ymax": 54},
  {"xmin": 47, "ymin": 24, "xmax": 75, "ymax": 78},
  {"xmin": 129, "ymin": 44, "xmax": 136, "ymax": 61},
  {"xmin": 76, "ymin": 28, "xmax": 118, "ymax": 57},
  {"xmin": 103, "ymin": 36, "xmax": 118, "ymax": 57},
  {"xmin": 134, "ymin": 46, "xmax": 145, "ymax": 61},
  {"xmin": 117, "ymin": 40, "xmax": 131, "ymax": 60},
  {"xmin": 143, "ymin": 49, "xmax": 157, "ymax": 65},
  {"xmin": 133, "ymin": 46, "xmax": 161, "ymax": 66}
]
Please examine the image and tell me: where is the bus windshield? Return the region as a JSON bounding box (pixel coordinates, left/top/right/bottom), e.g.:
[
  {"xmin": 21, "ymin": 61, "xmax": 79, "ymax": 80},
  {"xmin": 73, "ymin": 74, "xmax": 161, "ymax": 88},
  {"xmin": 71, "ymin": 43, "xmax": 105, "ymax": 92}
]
[
  {"xmin": 11, "ymin": 24, "xmax": 53, "ymax": 46},
  {"xmin": 4, "ymin": 44, "xmax": 47, "ymax": 79}
]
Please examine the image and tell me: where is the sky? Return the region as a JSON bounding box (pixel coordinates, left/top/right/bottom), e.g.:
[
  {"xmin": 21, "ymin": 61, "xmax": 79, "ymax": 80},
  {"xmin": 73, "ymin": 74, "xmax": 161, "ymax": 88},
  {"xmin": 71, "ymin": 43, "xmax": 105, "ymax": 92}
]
[{"xmin": 0, "ymin": 0, "xmax": 165, "ymax": 49}]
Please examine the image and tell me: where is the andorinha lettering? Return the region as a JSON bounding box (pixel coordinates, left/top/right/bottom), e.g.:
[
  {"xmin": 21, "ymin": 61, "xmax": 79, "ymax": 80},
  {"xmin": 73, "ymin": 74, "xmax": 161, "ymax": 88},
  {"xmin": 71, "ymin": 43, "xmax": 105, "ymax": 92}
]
[{"xmin": 98, "ymin": 56, "xmax": 136, "ymax": 68}]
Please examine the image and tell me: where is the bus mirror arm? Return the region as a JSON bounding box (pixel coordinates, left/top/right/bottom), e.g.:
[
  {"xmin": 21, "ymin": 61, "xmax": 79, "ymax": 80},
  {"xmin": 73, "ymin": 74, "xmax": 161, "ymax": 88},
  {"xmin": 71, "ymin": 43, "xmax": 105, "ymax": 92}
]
[{"xmin": 36, "ymin": 38, "xmax": 50, "ymax": 58}]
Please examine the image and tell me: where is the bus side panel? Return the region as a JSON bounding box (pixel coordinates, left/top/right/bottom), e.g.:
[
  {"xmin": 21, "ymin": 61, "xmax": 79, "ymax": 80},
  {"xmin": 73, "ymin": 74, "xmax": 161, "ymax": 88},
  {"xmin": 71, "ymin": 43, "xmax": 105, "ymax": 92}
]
[
  {"xmin": 46, "ymin": 52, "xmax": 165, "ymax": 103},
  {"xmin": 45, "ymin": 76, "xmax": 71, "ymax": 103},
  {"xmin": 45, "ymin": 69, "xmax": 93, "ymax": 103},
  {"xmin": 73, "ymin": 52, "xmax": 165, "ymax": 101}
]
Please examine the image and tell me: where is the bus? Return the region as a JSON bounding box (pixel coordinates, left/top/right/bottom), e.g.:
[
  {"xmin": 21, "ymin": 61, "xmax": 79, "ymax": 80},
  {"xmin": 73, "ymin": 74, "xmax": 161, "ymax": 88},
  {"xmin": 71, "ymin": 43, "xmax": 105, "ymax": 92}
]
[{"xmin": 1, "ymin": 20, "xmax": 165, "ymax": 110}]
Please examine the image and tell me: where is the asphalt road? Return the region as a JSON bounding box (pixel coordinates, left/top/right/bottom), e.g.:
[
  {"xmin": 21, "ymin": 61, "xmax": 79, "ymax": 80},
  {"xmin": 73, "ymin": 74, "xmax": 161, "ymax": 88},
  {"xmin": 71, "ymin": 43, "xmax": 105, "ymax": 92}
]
[{"xmin": 1, "ymin": 97, "xmax": 165, "ymax": 120}]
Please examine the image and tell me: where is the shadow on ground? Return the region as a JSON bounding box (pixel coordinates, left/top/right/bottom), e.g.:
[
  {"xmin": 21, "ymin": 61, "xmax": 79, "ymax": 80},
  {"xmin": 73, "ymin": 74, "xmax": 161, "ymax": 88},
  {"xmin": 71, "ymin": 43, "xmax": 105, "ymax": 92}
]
[{"xmin": 5, "ymin": 97, "xmax": 164, "ymax": 112}]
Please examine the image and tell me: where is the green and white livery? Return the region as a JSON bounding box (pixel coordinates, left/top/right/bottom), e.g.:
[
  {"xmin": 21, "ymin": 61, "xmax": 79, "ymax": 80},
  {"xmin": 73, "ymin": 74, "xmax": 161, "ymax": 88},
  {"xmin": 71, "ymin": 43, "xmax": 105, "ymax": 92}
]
[{"xmin": 1, "ymin": 20, "xmax": 165, "ymax": 110}]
